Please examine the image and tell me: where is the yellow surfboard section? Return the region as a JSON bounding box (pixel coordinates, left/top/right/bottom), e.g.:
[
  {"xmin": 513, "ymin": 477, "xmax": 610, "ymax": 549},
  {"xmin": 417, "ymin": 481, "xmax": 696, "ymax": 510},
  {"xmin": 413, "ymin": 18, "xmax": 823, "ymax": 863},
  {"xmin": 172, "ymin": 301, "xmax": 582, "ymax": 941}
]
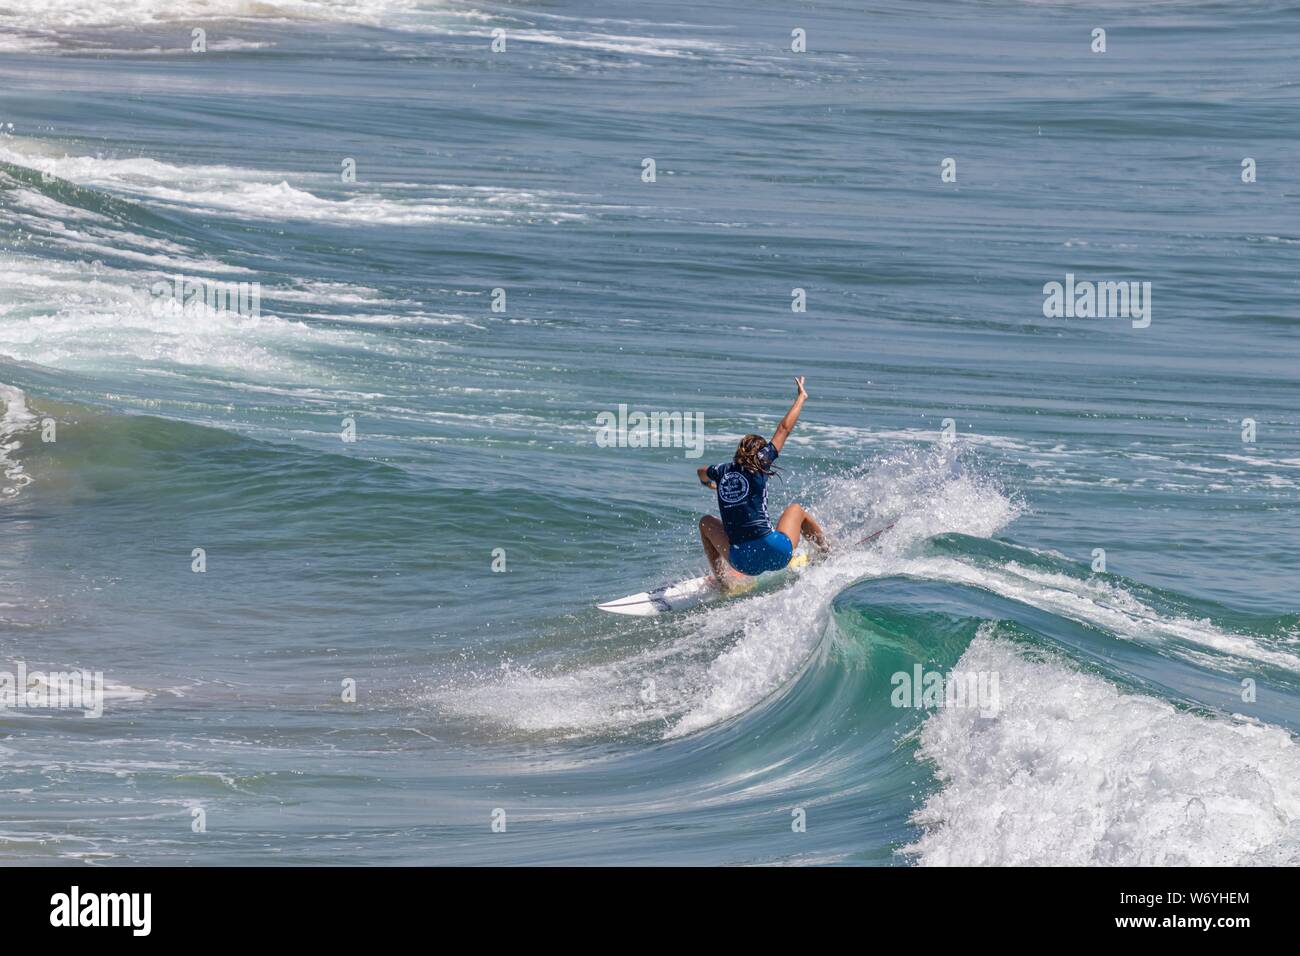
[{"xmin": 722, "ymin": 550, "xmax": 808, "ymax": 597}]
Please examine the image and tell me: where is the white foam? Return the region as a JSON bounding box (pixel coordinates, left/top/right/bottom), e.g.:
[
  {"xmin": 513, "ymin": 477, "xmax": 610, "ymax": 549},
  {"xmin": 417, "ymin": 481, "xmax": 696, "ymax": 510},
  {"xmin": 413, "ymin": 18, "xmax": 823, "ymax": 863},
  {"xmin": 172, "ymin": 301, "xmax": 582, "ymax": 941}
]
[
  {"xmin": 0, "ymin": 139, "xmax": 587, "ymax": 227},
  {"xmin": 0, "ymin": 3, "xmax": 732, "ymax": 60},
  {"xmin": 441, "ymin": 27, "xmax": 727, "ymax": 59},
  {"xmin": 0, "ymin": 171, "xmax": 256, "ymax": 274},
  {"xmin": 130, "ymin": 179, "xmax": 586, "ymax": 226},
  {"xmin": 435, "ymin": 661, "xmax": 678, "ymax": 737},
  {"xmin": 0, "ymin": 256, "xmax": 346, "ymax": 376},
  {"xmin": 0, "ymin": 167, "xmax": 458, "ymax": 381},
  {"xmin": 905, "ymin": 632, "xmax": 1300, "ymax": 866},
  {"xmin": 0, "ymin": 0, "xmax": 418, "ymax": 31},
  {"xmin": 0, "ymin": 0, "xmax": 728, "ymax": 62},
  {"xmin": 0, "ymin": 383, "xmax": 38, "ymax": 498}
]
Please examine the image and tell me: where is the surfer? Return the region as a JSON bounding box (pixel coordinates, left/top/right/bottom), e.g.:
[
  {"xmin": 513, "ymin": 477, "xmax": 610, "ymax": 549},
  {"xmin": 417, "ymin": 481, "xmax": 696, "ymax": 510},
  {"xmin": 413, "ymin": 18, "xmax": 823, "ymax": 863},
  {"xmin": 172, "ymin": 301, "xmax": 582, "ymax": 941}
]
[{"xmin": 697, "ymin": 376, "xmax": 828, "ymax": 586}]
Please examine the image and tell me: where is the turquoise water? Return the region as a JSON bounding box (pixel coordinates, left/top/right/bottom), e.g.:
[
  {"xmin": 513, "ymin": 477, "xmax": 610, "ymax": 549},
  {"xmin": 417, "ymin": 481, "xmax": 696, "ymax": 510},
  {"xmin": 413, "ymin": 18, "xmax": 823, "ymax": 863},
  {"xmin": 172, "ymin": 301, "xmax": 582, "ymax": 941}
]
[{"xmin": 0, "ymin": 0, "xmax": 1297, "ymax": 865}]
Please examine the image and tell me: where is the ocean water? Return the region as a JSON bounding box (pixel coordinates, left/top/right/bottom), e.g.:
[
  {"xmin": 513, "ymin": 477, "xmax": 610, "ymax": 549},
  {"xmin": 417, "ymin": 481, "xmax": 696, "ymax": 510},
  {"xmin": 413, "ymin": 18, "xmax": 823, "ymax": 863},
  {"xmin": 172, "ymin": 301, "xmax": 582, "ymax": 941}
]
[{"xmin": 0, "ymin": 0, "xmax": 1297, "ymax": 866}]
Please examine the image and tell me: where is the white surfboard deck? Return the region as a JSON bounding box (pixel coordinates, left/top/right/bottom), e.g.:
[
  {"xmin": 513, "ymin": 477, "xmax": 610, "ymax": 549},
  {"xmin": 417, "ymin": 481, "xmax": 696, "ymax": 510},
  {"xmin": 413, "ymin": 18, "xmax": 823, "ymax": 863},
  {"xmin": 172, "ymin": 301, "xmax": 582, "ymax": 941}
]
[{"xmin": 597, "ymin": 550, "xmax": 810, "ymax": 617}]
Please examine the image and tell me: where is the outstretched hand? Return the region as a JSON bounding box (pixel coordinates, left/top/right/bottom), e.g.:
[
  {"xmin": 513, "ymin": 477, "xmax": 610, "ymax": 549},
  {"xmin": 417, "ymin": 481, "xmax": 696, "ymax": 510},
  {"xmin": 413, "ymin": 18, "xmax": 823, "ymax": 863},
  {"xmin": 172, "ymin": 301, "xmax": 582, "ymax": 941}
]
[{"xmin": 771, "ymin": 377, "xmax": 809, "ymax": 454}]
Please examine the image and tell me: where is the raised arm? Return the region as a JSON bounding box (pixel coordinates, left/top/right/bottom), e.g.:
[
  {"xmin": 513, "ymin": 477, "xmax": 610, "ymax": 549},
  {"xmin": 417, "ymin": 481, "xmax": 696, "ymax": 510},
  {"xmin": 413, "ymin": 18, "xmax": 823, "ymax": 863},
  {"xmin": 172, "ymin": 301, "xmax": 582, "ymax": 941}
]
[
  {"xmin": 769, "ymin": 376, "xmax": 808, "ymax": 453},
  {"xmin": 697, "ymin": 466, "xmax": 716, "ymax": 489}
]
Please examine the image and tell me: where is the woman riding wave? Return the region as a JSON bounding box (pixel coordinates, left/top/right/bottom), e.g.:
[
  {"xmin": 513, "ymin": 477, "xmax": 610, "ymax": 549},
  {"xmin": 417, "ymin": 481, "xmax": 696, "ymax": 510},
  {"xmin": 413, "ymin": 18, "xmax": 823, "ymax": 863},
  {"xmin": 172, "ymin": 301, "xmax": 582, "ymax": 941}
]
[{"xmin": 696, "ymin": 376, "xmax": 828, "ymax": 587}]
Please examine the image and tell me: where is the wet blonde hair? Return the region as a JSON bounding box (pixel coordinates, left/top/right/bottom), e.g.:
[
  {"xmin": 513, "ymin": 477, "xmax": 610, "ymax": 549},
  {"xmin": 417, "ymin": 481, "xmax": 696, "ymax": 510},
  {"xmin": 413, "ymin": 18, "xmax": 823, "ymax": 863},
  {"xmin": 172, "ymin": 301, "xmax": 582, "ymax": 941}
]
[{"xmin": 733, "ymin": 434, "xmax": 777, "ymax": 476}]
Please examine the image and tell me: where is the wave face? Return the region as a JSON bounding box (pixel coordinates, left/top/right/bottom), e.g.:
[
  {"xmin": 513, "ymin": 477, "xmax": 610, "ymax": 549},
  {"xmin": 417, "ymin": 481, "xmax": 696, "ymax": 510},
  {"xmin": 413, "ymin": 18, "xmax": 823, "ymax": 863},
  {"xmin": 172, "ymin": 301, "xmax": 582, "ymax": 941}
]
[{"xmin": 2, "ymin": 0, "xmax": 1298, "ymax": 865}]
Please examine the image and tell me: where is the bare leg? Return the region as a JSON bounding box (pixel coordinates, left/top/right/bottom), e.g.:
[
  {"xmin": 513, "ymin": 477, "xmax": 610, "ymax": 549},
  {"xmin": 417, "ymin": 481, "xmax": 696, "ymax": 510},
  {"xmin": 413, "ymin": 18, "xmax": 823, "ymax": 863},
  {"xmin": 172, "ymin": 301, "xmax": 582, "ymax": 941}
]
[
  {"xmin": 776, "ymin": 503, "xmax": 828, "ymax": 552},
  {"xmin": 698, "ymin": 515, "xmax": 740, "ymax": 586}
]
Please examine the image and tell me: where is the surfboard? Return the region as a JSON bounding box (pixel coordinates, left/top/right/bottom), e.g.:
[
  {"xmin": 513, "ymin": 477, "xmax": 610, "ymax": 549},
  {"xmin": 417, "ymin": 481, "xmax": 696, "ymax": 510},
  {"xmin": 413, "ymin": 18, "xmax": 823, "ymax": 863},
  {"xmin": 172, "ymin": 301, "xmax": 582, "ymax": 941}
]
[
  {"xmin": 595, "ymin": 522, "xmax": 895, "ymax": 618},
  {"xmin": 596, "ymin": 551, "xmax": 810, "ymax": 617}
]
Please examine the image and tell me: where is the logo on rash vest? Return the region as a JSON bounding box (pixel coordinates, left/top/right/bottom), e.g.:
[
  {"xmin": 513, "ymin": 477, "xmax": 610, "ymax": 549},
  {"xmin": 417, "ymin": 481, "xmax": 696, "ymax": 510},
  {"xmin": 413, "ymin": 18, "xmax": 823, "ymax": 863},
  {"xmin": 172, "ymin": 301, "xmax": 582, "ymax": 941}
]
[{"xmin": 718, "ymin": 471, "xmax": 750, "ymax": 504}]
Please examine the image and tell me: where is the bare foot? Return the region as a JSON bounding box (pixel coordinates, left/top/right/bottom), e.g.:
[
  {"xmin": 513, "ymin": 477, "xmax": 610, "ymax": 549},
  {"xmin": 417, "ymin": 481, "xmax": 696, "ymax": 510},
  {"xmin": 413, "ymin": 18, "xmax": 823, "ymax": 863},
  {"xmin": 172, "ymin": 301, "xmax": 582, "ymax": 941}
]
[{"xmin": 717, "ymin": 568, "xmax": 750, "ymax": 592}]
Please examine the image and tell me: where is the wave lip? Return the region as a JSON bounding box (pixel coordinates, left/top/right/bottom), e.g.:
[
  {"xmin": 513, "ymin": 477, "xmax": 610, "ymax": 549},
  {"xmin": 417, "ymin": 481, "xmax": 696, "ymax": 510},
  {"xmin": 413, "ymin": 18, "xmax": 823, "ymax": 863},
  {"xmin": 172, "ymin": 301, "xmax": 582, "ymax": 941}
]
[
  {"xmin": 0, "ymin": 383, "xmax": 38, "ymax": 498},
  {"xmin": 0, "ymin": 139, "xmax": 588, "ymax": 228},
  {"xmin": 905, "ymin": 632, "xmax": 1300, "ymax": 867}
]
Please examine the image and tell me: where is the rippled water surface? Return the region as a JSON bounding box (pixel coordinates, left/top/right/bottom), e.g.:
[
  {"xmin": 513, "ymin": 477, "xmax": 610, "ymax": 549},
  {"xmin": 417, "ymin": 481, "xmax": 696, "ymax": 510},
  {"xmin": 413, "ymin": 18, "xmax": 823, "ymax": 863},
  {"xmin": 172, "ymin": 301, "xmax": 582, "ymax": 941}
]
[{"xmin": 0, "ymin": 0, "xmax": 1297, "ymax": 865}]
